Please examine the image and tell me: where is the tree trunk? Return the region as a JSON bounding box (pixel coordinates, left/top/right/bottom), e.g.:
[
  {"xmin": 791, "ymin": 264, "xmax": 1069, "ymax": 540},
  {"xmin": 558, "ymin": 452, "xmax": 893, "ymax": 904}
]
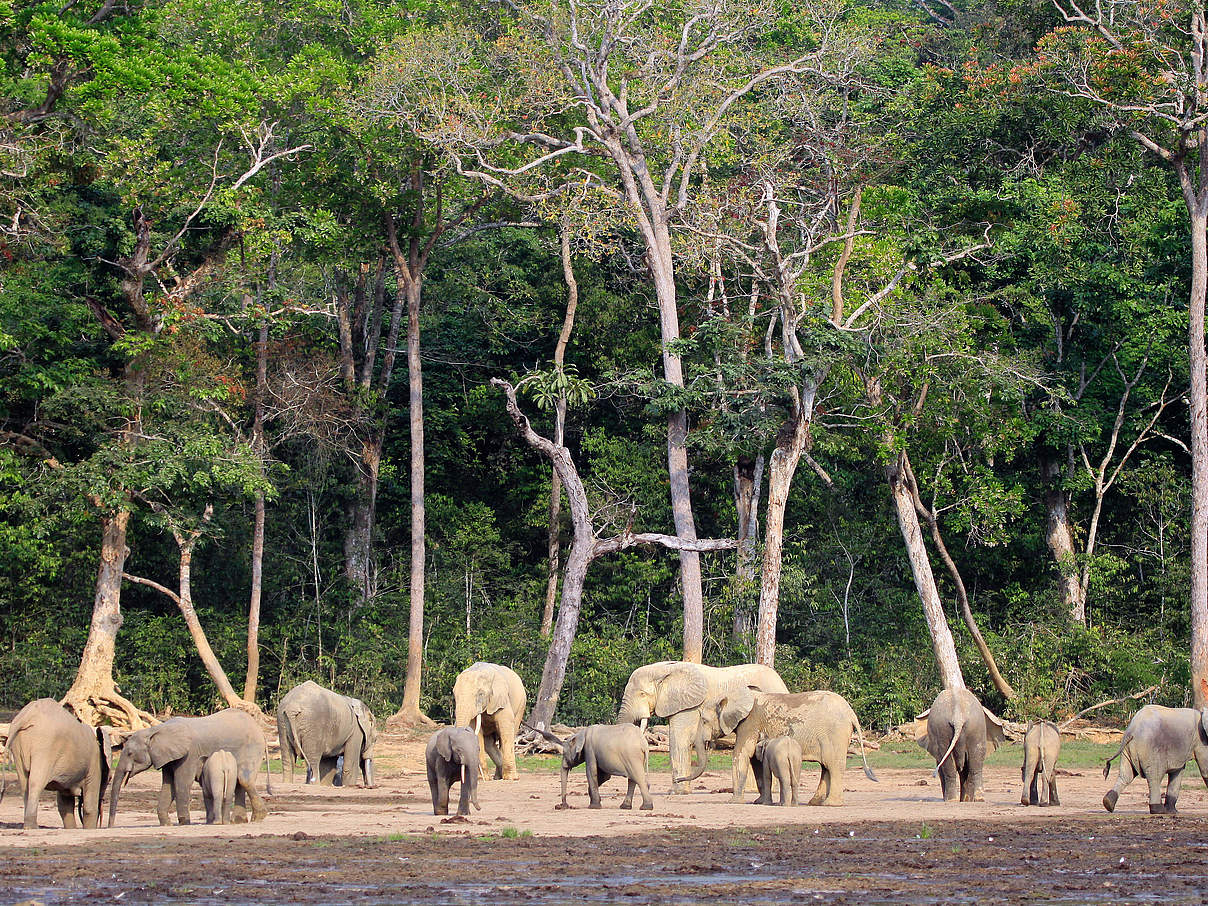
[
  {"xmin": 62, "ymin": 510, "xmax": 154, "ymax": 728},
  {"xmin": 731, "ymin": 453, "xmax": 764, "ymax": 643},
  {"xmin": 886, "ymin": 450, "xmax": 965, "ymax": 691},
  {"xmin": 394, "ymin": 276, "xmax": 432, "ymax": 726},
  {"xmin": 1187, "ymin": 206, "xmax": 1208, "ymax": 708},
  {"xmin": 1040, "ymin": 455, "xmax": 1085, "ymax": 624},
  {"xmin": 531, "ymin": 534, "xmax": 592, "ymax": 729},
  {"xmin": 171, "ymin": 541, "xmax": 243, "ymax": 709},
  {"xmin": 755, "ymin": 408, "xmax": 809, "ymax": 666},
  {"xmin": 245, "ymin": 321, "xmax": 268, "ymax": 703},
  {"xmin": 343, "ymin": 438, "xmax": 381, "ymax": 602}
]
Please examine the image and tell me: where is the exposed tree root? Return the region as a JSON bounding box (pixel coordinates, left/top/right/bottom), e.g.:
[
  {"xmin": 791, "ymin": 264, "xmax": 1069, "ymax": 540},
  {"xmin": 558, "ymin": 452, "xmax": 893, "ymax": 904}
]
[
  {"xmin": 62, "ymin": 686, "xmax": 157, "ymax": 730},
  {"xmin": 385, "ymin": 708, "xmax": 437, "ymax": 731}
]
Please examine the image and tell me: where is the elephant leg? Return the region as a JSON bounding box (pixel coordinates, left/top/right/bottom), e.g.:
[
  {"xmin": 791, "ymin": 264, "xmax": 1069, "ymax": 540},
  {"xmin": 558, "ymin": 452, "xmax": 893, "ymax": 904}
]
[
  {"xmin": 807, "ymin": 765, "xmax": 829, "ymax": 806},
  {"xmin": 436, "ymin": 772, "xmax": 451, "ymax": 815},
  {"xmin": 585, "ymin": 752, "xmax": 602, "ymax": 809},
  {"xmin": 730, "ymin": 731, "xmax": 757, "ymax": 804},
  {"xmin": 1046, "ymin": 774, "xmax": 1060, "ymax": 807},
  {"xmin": 497, "ymin": 712, "xmax": 519, "ymax": 781},
  {"xmin": 1144, "ymin": 764, "xmax": 1166, "ymax": 814},
  {"xmin": 1103, "ymin": 756, "xmax": 1135, "ymax": 812},
  {"xmin": 172, "ymin": 765, "xmax": 193, "ymax": 825},
  {"xmin": 56, "ymin": 791, "xmax": 78, "ymax": 829},
  {"xmin": 21, "ymin": 764, "xmax": 48, "ymax": 830},
  {"xmin": 483, "ymin": 733, "xmax": 505, "ymax": 780},
  {"xmin": 456, "ymin": 773, "xmax": 473, "ymax": 817},
  {"xmin": 620, "ymin": 778, "xmax": 636, "ymax": 809},
  {"xmin": 476, "ymin": 724, "xmax": 492, "ymax": 780},
  {"xmin": 426, "ymin": 764, "xmax": 443, "ymax": 815},
  {"xmin": 668, "ymin": 711, "xmax": 696, "ymax": 795},
  {"xmin": 341, "ymin": 739, "xmax": 363, "ymax": 787},
  {"xmin": 237, "ymin": 774, "xmax": 268, "ymax": 822},
  {"xmin": 156, "ymin": 769, "xmax": 175, "ymax": 826},
  {"xmin": 824, "ymin": 761, "xmax": 845, "ymax": 807},
  {"xmin": 790, "ymin": 759, "xmax": 801, "ymax": 807},
  {"xmin": 1163, "ymin": 766, "xmax": 1186, "ymax": 814},
  {"xmin": 937, "ymin": 754, "xmax": 960, "ymax": 802},
  {"xmin": 318, "ymin": 755, "xmax": 340, "ymax": 786}
]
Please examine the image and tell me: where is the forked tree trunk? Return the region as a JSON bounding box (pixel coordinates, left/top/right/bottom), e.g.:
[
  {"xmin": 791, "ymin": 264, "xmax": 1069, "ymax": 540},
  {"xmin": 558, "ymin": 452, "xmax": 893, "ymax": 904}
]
[
  {"xmin": 343, "ymin": 440, "xmax": 381, "ymax": 601},
  {"xmin": 62, "ymin": 511, "xmax": 154, "ymax": 728},
  {"xmin": 1040, "ymin": 455, "xmax": 1085, "ymax": 624},
  {"xmin": 245, "ymin": 321, "xmax": 268, "ymax": 703}
]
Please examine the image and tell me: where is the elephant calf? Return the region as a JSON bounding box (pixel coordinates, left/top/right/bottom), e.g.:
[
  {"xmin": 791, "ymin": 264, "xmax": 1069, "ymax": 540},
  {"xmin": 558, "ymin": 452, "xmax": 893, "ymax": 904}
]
[
  {"xmin": 1020, "ymin": 721, "xmax": 1061, "ymax": 807},
  {"xmin": 1103, "ymin": 704, "xmax": 1208, "ymax": 814},
  {"xmin": 530, "ymin": 722, "xmax": 653, "ymax": 810},
  {"xmin": 426, "ymin": 727, "xmax": 482, "ymax": 817},
  {"xmin": 202, "ymin": 750, "xmax": 238, "ymax": 824},
  {"xmin": 753, "ymin": 736, "xmax": 802, "ymax": 807}
]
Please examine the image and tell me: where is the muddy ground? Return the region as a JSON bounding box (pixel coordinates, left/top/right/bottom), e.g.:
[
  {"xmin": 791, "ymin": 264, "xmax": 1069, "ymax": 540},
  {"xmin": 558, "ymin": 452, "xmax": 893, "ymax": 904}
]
[{"xmin": 3, "ymin": 730, "xmax": 1208, "ymax": 904}]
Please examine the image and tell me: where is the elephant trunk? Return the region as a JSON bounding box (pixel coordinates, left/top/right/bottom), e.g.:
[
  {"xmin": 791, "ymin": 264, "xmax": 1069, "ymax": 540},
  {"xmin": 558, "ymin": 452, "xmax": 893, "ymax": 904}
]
[
  {"xmin": 362, "ymin": 757, "xmax": 375, "ymax": 789},
  {"xmin": 107, "ymin": 767, "xmax": 129, "ymax": 828},
  {"xmin": 559, "ymin": 766, "xmax": 570, "ymax": 807},
  {"xmin": 676, "ymin": 725, "xmax": 710, "ymax": 784}
]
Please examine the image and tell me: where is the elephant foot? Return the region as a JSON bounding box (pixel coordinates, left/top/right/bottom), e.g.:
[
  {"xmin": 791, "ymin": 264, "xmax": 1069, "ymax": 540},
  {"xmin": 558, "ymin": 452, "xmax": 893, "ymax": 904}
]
[
  {"xmin": 619, "ymin": 801, "xmax": 632, "ymax": 810},
  {"xmin": 1162, "ymin": 800, "xmax": 1178, "ymax": 814},
  {"xmin": 177, "ymin": 818, "xmax": 192, "ymax": 826},
  {"xmin": 22, "ymin": 821, "xmax": 37, "ymax": 830},
  {"xmin": 434, "ymin": 808, "xmax": 449, "ymax": 816},
  {"xmin": 1149, "ymin": 803, "xmax": 1167, "ymax": 815},
  {"xmin": 588, "ymin": 802, "xmax": 602, "ymax": 810},
  {"xmin": 972, "ymin": 792, "xmax": 985, "ymax": 803},
  {"xmin": 554, "ymin": 802, "xmax": 571, "ymax": 810},
  {"xmin": 1102, "ymin": 790, "xmax": 1118, "ymax": 812},
  {"xmin": 640, "ymin": 802, "xmax": 653, "ymax": 811}
]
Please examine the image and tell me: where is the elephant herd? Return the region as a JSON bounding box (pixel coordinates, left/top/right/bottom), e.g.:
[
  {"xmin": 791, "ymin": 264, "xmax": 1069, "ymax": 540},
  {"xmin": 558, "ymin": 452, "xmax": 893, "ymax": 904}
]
[{"xmin": 4, "ymin": 659, "xmax": 1208, "ymax": 829}]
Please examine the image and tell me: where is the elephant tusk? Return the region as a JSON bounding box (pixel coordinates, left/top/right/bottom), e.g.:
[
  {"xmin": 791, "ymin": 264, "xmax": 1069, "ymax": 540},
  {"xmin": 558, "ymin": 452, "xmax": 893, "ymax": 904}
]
[
  {"xmin": 640, "ymin": 718, "xmax": 648, "ymax": 732},
  {"xmin": 475, "ymin": 713, "xmax": 482, "ymax": 734},
  {"xmin": 461, "ymin": 763, "xmax": 466, "ymax": 786}
]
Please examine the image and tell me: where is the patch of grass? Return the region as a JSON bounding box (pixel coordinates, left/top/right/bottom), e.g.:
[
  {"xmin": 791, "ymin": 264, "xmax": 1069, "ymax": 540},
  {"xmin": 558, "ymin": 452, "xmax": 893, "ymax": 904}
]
[
  {"xmin": 918, "ymin": 822, "xmax": 932, "ymax": 840},
  {"xmin": 373, "ymin": 832, "xmax": 413, "ymax": 843},
  {"xmin": 498, "ymin": 826, "xmax": 532, "ymax": 838}
]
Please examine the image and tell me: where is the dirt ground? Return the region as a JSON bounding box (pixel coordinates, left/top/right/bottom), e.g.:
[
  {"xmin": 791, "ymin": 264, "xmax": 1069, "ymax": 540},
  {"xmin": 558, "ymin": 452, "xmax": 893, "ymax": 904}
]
[{"xmin": 3, "ymin": 729, "xmax": 1208, "ymax": 903}]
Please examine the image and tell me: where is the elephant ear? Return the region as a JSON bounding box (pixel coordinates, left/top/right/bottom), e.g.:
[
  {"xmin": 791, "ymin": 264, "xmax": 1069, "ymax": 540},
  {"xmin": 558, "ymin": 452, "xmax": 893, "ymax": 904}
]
[
  {"xmin": 1200, "ymin": 708, "xmax": 1208, "ymax": 743},
  {"xmin": 654, "ymin": 666, "xmax": 709, "ymax": 717},
  {"xmin": 475, "ymin": 673, "xmax": 509, "ymax": 716},
  {"xmin": 982, "ymin": 707, "xmax": 1006, "ymax": 754},
  {"xmin": 435, "ymin": 731, "xmax": 454, "ymax": 762},
  {"xmin": 912, "ymin": 709, "xmax": 931, "ymax": 749},
  {"xmin": 350, "ymin": 701, "xmax": 377, "ymax": 754},
  {"xmin": 564, "ymin": 732, "xmax": 586, "ymax": 765},
  {"xmin": 148, "ymin": 727, "xmax": 191, "ymax": 768},
  {"xmin": 718, "ymin": 687, "xmax": 758, "ymax": 736}
]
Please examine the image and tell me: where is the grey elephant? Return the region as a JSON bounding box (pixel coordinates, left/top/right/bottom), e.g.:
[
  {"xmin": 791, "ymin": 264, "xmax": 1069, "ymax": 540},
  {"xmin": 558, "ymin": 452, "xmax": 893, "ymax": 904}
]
[
  {"xmin": 453, "ymin": 662, "xmax": 527, "ymax": 781},
  {"xmin": 616, "ymin": 661, "xmax": 787, "ymax": 793},
  {"xmin": 201, "ymin": 750, "xmax": 238, "ymax": 825},
  {"xmin": 425, "ymin": 727, "xmax": 482, "ymax": 816},
  {"xmin": 277, "ymin": 680, "xmax": 377, "ymax": 787},
  {"xmin": 754, "ymin": 735, "xmax": 802, "ymax": 806},
  {"xmin": 915, "ymin": 687, "xmax": 1005, "ymax": 802},
  {"xmin": 529, "ymin": 722, "xmax": 653, "ymax": 810},
  {"xmin": 1021, "ymin": 720, "xmax": 1061, "ymax": 807},
  {"xmin": 109, "ymin": 708, "xmax": 270, "ymax": 827},
  {"xmin": 683, "ymin": 688, "xmax": 875, "ymax": 806},
  {"xmin": 6, "ymin": 699, "xmax": 110, "ymax": 829},
  {"xmin": 1102, "ymin": 704, "xmax": 1208, "ymax": 814}
]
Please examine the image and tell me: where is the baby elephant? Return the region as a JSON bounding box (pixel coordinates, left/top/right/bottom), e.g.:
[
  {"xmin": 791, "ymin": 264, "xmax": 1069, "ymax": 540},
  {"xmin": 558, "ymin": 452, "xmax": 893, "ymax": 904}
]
[
  {"xmin": 528, "ymin": 722, "xmax": 653, "ymax": 810},
  {"xmin": 202, "ymin": 750, "xmax": 238, "ymax": 824},
  {"xmin": 425, "ymin": 727, "xmax": 482, "ymax": 817},
  {"xmin": 1020, "ymin": 721, "xmax": 1061, "ymax": 807},
  {"xmin": 753, "ymin": 736, "xmax": 802, "ymax": 806}
]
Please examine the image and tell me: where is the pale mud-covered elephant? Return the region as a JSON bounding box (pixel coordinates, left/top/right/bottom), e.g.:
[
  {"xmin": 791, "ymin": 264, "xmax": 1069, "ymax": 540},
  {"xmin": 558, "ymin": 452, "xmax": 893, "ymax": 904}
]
[
  {"xmin": 6, "ymin": 698, "xmax": 110, "ymax": 829},
  {"xmin": 684, "ymin": 688, "xmax": 876, "ymax": 806},
  {"xmin": 1021, "ymin": 720, "xmax": 1061, "ymax": 807},
  {"xmin": 915, "ymin": 687, "xmax": 1005, "ymax": 803},
  {"xmin": 109, "ymin": 708, "xmax": 270, "ymax": 827},
  {"xmin": 277, "ymin": 680, "xmax": 377, "ymax": 787},
  {"xmin": 616, "ymin": 661, "xmax": 788, "ymax": 793},
  {"xmin": 453, "ymin": 662, "xmax": 527, "ymax": 780},
  {"xmin": 754, "ymin": 736, "xmax": 802, "ymax": 807},
  {"xmin": 1102, "ymin": 704, "xmax": 1208, "ymax": 814}
]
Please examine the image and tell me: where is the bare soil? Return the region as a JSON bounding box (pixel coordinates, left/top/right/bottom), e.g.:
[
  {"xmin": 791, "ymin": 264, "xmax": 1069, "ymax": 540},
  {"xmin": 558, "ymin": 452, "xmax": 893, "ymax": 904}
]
[{"xmin": 3, "ymin": 729, "xmax": 1208, "ymax": 904}]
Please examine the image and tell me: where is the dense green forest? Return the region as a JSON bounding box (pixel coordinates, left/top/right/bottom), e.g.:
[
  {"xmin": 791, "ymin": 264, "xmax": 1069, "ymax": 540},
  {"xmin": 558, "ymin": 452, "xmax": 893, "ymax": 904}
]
[{"xmin": 3, "ymin": 0, "xmax": 1207, "ymax": 730}]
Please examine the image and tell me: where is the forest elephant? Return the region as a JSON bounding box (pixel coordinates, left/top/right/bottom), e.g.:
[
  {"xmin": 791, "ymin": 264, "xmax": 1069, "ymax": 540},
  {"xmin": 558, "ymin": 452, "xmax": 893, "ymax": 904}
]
[
  {"xmin": 5, "ymin": 698, "xmax": 110, "ymax": 829},
  {"xmin": 529, "ymin": 722, "xmax": 653, "ymax": 810},
  {"xmin": 425, "ymin": 727, "xmax": 482, "ymax": 816},
  {"xmin": 277, "ymin": 680, "xmax": 377, "ymax": 787},
  {"xmin": 684, "ymin": 688, "xmax": 876, "ymax": 806},
  {"xmin": 915, "ymin": 687, "xmax": 1005, "ymax": 803},
  {"xmin": 1102, "ymin": 704, "xmax": 1208, "ymax": 814},
  {"xmin": 109, "ymin": 708, "xmax": 270, "ymax": 827},
  {"xmin": 201, "ymin": 749, "xmax": 238, "ymax": 824},
  {"xmin": 616, "ymin": 661, "xmax": 788, "ymax": 793},
  {"xmin": 452, "ymin": 662, "xmax": 526, "ymax": 781},
  {"xmin": 1020, "ymin": 720, "xmax": 1061, "ymax": 807},
  {"xmin": 754, "ymin": 735, "xmax": 803, "ymax": 806}
]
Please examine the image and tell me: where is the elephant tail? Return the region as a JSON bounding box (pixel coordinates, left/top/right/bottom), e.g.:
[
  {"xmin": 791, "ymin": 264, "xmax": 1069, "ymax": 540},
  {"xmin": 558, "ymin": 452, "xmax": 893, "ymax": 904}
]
[
  {"xmin": 263, "ymin": 740, "xmax": 275, "ymax": 798},
  {"xmin": 932, "ymin": 717, "xmax": 965, "ymax": 777},
  {"xmin": 1102, "ymin": 732, "xmax": 1132, "ymax": 781},
  {"xmin": 852, "ymin": 715, "xmax": 878, "ymax": 783}
]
